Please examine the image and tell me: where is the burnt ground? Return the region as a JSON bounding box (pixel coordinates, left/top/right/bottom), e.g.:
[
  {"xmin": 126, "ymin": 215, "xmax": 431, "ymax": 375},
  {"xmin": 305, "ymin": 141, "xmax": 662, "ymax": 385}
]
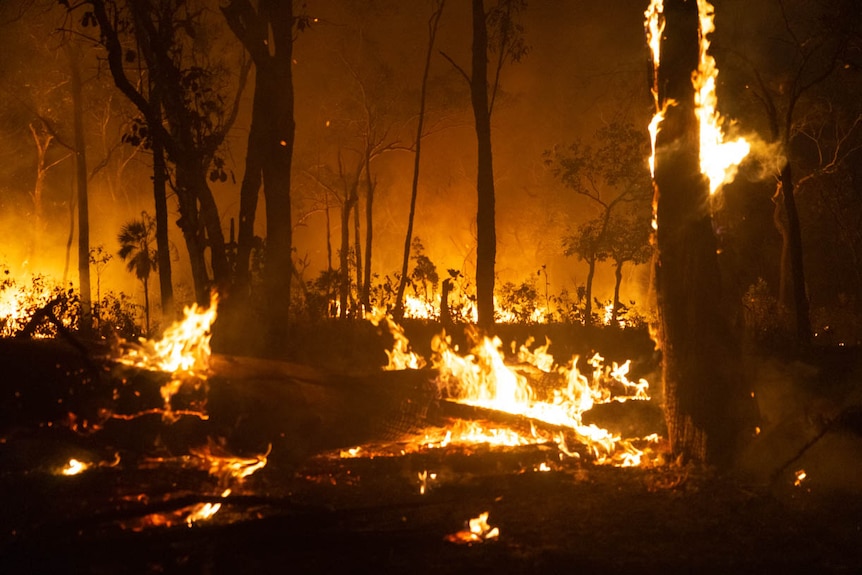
[{"xmin": 1, "ymin": 326, "xmax": 861, "ymax": 573}]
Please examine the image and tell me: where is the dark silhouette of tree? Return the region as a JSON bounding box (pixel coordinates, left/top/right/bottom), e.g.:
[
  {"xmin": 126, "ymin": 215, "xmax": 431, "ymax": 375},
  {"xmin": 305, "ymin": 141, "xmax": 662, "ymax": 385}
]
[
  {"xmin": 725, "ymin": 0, "xmax": 860, "ymax": 345},
  {"xmin": 649, "ymin": 0, "xmax": 757, "ymax": 465},
  {"xmin": 222, "ymin": 0, "xmax": 308, "ymax": 342},
  {"xmin": 442, "ymin": 0, "xmax": 528, "ymax": 327},
  {"xmin": 394, "ymin": 0, "xmax": 446, "ymax": 321},
  {"xmin": 118, "ymin": 213, "xmax": 157, "ymax": 334},
  {"xmin": 562, "ymin": 218, "xmax": 608, "ymax": 325},
  {"xmin": 85, "ymin": 0, "xmax": 249, "ymax": 305},
  {"xmin": 605, "ymin": 208, "xmax": 653, "ymax": 326}
]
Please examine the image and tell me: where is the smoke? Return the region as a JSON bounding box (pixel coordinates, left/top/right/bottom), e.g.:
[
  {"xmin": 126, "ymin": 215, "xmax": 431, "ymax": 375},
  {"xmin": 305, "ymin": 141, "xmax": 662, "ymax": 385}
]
[{"xmin": 740, "ymin": 135, "xmax": 786, "ymax": 184}]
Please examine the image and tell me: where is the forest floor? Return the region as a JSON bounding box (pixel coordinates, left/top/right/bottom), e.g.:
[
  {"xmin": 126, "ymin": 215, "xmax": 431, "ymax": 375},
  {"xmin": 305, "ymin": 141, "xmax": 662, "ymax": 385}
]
[{"xmin": 0, "ymin": 323, "xmax": 861, "ymax": 573}]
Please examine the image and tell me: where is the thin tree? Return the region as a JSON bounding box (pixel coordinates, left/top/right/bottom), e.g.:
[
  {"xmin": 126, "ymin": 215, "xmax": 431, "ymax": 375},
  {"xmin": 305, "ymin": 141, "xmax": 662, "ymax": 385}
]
[
  {"xmin": 118, "ymin": 213, "xmax": 157, "ymax": 334},
  {"xmin": 442, "ymin": 0, "xmax": 528, "ymax": 327},
  {"xmin": 394, "ymin": 0, "xmax": 446, "ymax": 320}
]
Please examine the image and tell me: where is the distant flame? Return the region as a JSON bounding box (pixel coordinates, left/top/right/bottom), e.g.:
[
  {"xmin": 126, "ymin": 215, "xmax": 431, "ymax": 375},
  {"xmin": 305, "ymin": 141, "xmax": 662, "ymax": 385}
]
[{"xmin": 445, "ymin": 511, "xmax": 499, "ymax": 544}]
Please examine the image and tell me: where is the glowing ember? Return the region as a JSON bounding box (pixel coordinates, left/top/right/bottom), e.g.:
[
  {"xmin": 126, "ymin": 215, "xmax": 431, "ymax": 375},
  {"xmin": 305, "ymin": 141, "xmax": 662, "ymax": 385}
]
[
  {"xmin": 794, "ymin": 469, "xmax": 807, "ymax": 487},
  {"xmin": 115, "ymin": 292, "xmax": 218, "ymax": 421},
  {"xmin": 186, "ymin": 489, "xmax": 231, "ymax": 527},
  {"xmin": 189, "ymin": 441, "xmax": 270, "ymax": 487},
  {"xmin": 60, "ymin": 458, "xmax": 89, "ymax": 476},
  {"xmin": 445, "ymin": 511, "xmax": 499, "ymax": 544}
]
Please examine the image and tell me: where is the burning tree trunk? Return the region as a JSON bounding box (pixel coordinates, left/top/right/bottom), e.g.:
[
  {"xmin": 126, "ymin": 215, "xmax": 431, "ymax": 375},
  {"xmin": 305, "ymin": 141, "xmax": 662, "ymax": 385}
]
[{"xmin": 651, "ymin": 0, "xmax": 754, "ymax": 466}]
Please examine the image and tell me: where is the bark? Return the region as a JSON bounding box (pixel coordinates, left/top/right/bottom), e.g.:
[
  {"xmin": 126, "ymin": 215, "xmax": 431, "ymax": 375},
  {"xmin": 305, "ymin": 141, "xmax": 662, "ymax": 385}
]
[
  {"xmin": 471, "ymin": 0, "xmax": 496, "ymax": 328},
  {"xmin": 353, "ymin": 187, "xmax": 363, "ymax": 313},
  {"xmin": 394, "ymin": 0, "xmax": 445, "ymax": 320},
  {"xmin": 778, "ymin": 163, "xmax": 812, "ymax": 345},
  {"xmin": 652, "ymin": 0, "xmax": 756, "ymax": 466},
  {"xmin": 362, "ymin": 158, "xmax": 374, "ymax": 312},
  {"xmin": 222, "ymin": 0, "xmax": 297, "ymax": 343},
  {"xmin": 150, "ymin": 84, "xmax": 174, "ymax": 320},
  {"xmin": 69, "ymin": 45, "xmax": 92, "ymax": 337},
  {"xmin": 612, "ymin": 260, "xmax": 623, "ymax": 326},
  {"xmin": 234, "ymin": 79, "xmax": 265, "ymax": 298},
  {"xmin": 584, "ymin": 258, "xmax": 596, "ymax": 326}
]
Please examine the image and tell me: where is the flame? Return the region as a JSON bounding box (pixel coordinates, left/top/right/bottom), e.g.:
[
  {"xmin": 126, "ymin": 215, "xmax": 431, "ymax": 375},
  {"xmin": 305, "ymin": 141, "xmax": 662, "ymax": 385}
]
[
  {"xmin": 694, "ymin": 0, "xmax": 750, "ymax": 194},
  {"xmin": 645, "ymin": 0, "xmax": 749, "ymax": 195},
  {"xmin": 186, "ymin": 488, "xmax": 231, "ymax": 527},
  {"xmin": 446, "ymin": 511, "xmax": 499, "ymax": 544},
  {"xmin": 60, "ymin": 458, "xmax": 89, "ymax": 476},
  {"xmin": 115, "ymin": 292, "xmax": 218, "ymax": 421},
  {"xmin": 432, "ymin": 333, "xmax": 654, "ymax": 466},
  {"xmin": 366, "ymin": 307, "xmax": 426, "ymax": 370}
]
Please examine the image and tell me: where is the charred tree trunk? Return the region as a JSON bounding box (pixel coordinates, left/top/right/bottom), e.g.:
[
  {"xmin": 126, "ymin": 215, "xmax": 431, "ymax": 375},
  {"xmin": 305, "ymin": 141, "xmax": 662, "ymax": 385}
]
[
  {"xmin": 652, "ymin": 0, "xmax": 755, "ymax": 466},
  {"xmin": 471, "ymin": 0, "xmax": 496, "ymax": 329},
  {"xmin": 353, "ymin": 188, "xmax": 363, "ymax": 314},
  {"xmin": 174, "ymin": 164, "xmax": 210, "ymax": 305},
  {"xmin": 339, "ymin": 195, "xmax": 356, "ymax": 319},
  {"xmin": 584, "ymin": 258, "xmax": 596, "ymax": 326},
  {"xmin": 362, "ymin": 157, "xmax": 374, "ymax": 312},
  {"xmin": 394, "ymin": 0, "xmax": 445, "ymax": 321},
  {"xmin": 69, "ymin": 44, "xmax": 92, "ymax": 337},
  {"xmin": 150, "ymin": 84, "xmax": 174, "ymax": 320},
  {"xmin": 222, "ymin": 0, "xmax": 297, "ymax": 345},
  {"xmin": 234, "ymin": 81, "xmax": 265, "ymax": 299},
  {"xmin": 778, "ymin": 163, "xmax": 812, "ymax": 345},
  {"xmin": 612, "ymin": 260, "xmax": 623, "ymax": 326}
]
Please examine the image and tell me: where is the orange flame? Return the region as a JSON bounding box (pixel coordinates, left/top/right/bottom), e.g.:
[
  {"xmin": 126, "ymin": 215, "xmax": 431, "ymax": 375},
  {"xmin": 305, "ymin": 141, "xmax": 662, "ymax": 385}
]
[
  {"xmin": 645, "ymin": 0, "xmax": 749, "ymax": 195},
  {"xmin": 115, "ymin": 293, "xmax": 218, "ymax": 421}
]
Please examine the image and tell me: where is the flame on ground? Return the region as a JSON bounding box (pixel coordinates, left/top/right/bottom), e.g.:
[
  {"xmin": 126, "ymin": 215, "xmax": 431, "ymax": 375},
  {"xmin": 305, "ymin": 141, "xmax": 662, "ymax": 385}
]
[
  {"xmin": 115, "ymin": 293, "xmax": 218, "ymax": 421},
  {"xmin": 445, "ymin": 511, "xmax": 500, "ymax": 544}
]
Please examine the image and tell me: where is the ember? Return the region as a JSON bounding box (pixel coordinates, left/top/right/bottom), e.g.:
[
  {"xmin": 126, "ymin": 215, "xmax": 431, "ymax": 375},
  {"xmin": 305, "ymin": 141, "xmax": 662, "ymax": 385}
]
[{"xmin": 445, "ymin": 511, "xmax": 500, "ymax": 544}]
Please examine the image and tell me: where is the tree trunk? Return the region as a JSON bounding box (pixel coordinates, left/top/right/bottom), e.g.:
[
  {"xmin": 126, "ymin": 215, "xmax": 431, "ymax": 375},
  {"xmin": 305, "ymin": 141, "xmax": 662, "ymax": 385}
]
[
  {"xmin": 69, "ymin": 45, "xmax": 92, "ymax": 337},
  {"xmin": 652, "ymin": 0, "xmax": 756, "ymax": 466},
  {"xmin": 174, "ymin": 163, "xmax": 209, "ymax": 304},
  {"xmin": 338, "ymin": 198, "xmax": 355, "ymax": 319},
  {"xmin": 584, "ymin": 258, "xmax": 596, "ymax": 326},
  {"xmin": 778, "ymin": 162, "xmax": 812, "ymax": 345},
  {"xmin": 362, "ymin": 156, "xmax": 374, "ymax": 312},
  {"xmin": 612, "ymin": 260, "xmax": 623, "ymax": 326},
  {"xmin": 234, "ymin": 76, "xmax": 265, "ymax": 299},
  {"xmin": 394, "ymin": 0, "xmax": 445, "ymax": 320},
  {"xmin": 150, "ymin": 84, "xmax": 174, "ymax": 321},
  {"xmin": 353, "ymin": 186, "xmax": 363, "ymax": 314},
  {"xmin": 471, "ymin": 0, "xmax": 496, "ymax": 328}
]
